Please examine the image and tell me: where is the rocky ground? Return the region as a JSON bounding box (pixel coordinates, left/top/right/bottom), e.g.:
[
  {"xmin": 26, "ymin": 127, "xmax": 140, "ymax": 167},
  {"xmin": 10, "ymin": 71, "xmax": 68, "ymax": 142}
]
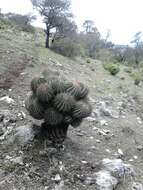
[{"xmin": 0, "ymin": 28, "xmax": 143, "ymax": 190}]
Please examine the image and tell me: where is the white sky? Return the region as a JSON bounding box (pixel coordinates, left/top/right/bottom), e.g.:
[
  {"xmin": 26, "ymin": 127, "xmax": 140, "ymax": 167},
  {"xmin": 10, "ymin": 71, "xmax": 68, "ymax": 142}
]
[{"xmin": 0, "ymin": 0, "xmax": 143, "ymax": 44}]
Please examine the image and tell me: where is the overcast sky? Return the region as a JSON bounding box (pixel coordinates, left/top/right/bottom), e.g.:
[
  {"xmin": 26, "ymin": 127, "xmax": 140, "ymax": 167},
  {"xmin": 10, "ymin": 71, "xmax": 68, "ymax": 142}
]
[{"xmin": 0, "ymin": 0, "xmax": 143, "ymax": 44}]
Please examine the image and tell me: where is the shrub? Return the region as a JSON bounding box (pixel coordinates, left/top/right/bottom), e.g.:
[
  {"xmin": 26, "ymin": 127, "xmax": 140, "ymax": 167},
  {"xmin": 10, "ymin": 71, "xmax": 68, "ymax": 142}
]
[
  {"xmin": 103, "ymin": 63, "xmax": 120, "ymax": 75},
  {"xmin": 0, "ymin": 13, "xmax": 35, "ymax": 33},
  {"xmin": 51, "ymin": 38, "xmax": 81, "ymax": 58},
  {"xmin": 133, "ymin": 73, "xmax": 142, "ymax": 86},
  {"xmin": 86, "ymin": 59, "xmax": 91, "ymax": 63}
]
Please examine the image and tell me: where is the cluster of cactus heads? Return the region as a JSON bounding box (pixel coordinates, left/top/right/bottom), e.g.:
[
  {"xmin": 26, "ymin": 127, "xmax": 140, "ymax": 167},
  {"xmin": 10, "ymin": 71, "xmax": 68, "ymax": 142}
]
[{"xmin": 25, "ymin": 75, "xmax": 92, "ymax": 142}]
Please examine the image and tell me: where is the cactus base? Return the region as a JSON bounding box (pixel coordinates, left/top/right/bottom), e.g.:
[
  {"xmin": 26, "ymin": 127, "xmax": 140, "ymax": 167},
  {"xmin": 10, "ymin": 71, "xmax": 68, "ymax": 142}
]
[{"xmin": 41, "ymin": 122, "xmax": 69, "ymax": 144}]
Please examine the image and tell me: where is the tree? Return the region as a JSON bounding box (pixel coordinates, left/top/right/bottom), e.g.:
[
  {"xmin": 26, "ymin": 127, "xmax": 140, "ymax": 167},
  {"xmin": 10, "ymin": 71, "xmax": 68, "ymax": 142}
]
[
  {"xmin": 51, "ymin": 17, "xmax": 77, "ymax": 43},
  {"xmin": 83, "ymin": 20, "xmax": 98, "ymax": 34},
  {"xmin": 131, "ymin": 32, "xmax": 143, "ymax": 66},
  {"xmin": 31, "ymin": 0, "xmax": 73, "ymax": 48},
  {"xmin": 4, "ymin": 13, "xmax": 35, "ymax": 26}
]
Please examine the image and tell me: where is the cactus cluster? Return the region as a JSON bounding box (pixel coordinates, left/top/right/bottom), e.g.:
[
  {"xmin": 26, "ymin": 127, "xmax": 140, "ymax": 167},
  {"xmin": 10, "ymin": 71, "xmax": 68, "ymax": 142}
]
[{"xmin": 25, "ymin": 75, "xmax": 92, "ymax": 142}]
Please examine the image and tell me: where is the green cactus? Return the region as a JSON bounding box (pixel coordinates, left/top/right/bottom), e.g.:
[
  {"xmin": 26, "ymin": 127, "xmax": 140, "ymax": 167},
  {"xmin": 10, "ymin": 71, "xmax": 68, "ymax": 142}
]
[
  {"xmin": 26, "ymin": 76, "xmax": 92, "ymax": 143},
  {"xmin": 64, "ymin": 115, "xmax": 73, "ymax": 124},
  {"xmin": 72, "ymin": 101, "xmax": 92, "ymax": 119},
  {"xmin": 31, "ymin": 77, "xmax": 47, "ymax": 94},
  {"xmin": 41, "ymin": 122, "xmax": 69, "ymax": 143},
  {"xmin": 77, "ymin": 82, "xmax": 89, "ymax": 100},
  {"xmin": 66, "ymin": 82, "xmax": 89, "ymax": 100},
  {"xmin": 44, "ymin": 108, "xmax": 64, "ymax": 125},
  {"xmin": 51, "ymin": 79, "xmax": 73, "ymax": 94},
  {"xmin": 36, "ymin": 83, "xmax": 54, "ymax": 103},
  {"xmin": 54, "ymin": 93, "xmax": 75, "ymax": 113},
  {"xmin": 25, "ymin": 95, "xmax": 44, "ymax": 120}
]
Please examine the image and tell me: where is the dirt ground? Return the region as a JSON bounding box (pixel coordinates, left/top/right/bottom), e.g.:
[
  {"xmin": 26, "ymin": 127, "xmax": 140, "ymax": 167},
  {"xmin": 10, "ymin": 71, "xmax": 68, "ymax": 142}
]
[{"xmin": 0, "ymin": 28, "xmax": 143, "ymax": 190}]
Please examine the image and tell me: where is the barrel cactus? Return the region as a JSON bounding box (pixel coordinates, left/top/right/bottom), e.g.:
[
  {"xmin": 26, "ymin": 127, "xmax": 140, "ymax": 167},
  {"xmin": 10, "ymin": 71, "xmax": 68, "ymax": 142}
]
[
  {"xmin": 25, "ymin": 75, "xmax": 92, "ymax": 144},
  {"xmin": 54, "ymin": 93, "xmax": 75, "ymax": 113},
  {"xmin": 25, "ymin": 95, "xmax": 44, "ymax": 120},
  {"xmin": 72, "ymin": 101, "xmax": 92, "ymax": 119},
  {"xmin": 31, "ymin": 77, "xmax": 47, "ymax": 94},
  {"xmin": 36, "ymin": 83, "xmax": 54, "ymax": 103},
  {"xmin": 66, "ymin": 81, "xmax": 89, "ymax": 100},
  {"xmin": 44, "ymin": 108, "xmax": 64, "ymax": 125}
]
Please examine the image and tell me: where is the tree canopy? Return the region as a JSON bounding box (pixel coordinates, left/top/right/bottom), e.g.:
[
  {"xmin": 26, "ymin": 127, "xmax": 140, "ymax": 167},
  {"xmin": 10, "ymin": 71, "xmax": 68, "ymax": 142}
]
[{"xmin": 31, "ymin": 0, "xmax": 74, "ymax": 48}]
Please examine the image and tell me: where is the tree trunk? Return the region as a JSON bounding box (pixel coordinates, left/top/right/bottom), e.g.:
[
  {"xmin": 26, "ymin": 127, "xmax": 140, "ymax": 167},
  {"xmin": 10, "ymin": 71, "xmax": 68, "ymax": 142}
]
[{"xmin": 45, "ymin": 26, "xmax": 50, "ymax": 48}]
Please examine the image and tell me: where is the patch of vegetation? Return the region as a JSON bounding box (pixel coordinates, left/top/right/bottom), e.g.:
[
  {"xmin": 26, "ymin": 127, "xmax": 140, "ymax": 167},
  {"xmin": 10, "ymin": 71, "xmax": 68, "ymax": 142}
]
[
  {"xmin": 0, "ymin": 13, "xmax": 35, "ymax": 33},
  {"xmin": 86, "ymin": 59, "xmax": 91, "ymax": 63},
  {"xmin": 51, "ymin": 38, "xmax": 82, "ymax": 58},
  {"xmin": 131, "ymin": 72, "xmax": 142, "ymax": 85},
  {"xmin": 103, "ymin": 63, "xmax": 120, "ymax": 75}
]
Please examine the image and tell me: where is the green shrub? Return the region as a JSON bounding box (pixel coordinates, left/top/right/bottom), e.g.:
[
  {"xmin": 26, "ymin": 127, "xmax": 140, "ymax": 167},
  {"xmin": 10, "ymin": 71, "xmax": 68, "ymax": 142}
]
[
  {"xmin": 103, "ymin": 63, "xmax": 120, "ymax": 75},
  {"xmin": 133, "ymin": 73, "xmax": 142, "ymax": 85},
  {"xmin": 0, "ymin": 13, "xmax": 35, "ymax": 33},
  {"xmin": 51, "ymin": 38, "xmax": 81, "ymax": 58},
  {"xmin": 0, "ymin": 17, "xmax": 12, "ymax": 29},
  {"xmin": 86, "ymin": 59, "xmax": 91, "ymax": 63}
]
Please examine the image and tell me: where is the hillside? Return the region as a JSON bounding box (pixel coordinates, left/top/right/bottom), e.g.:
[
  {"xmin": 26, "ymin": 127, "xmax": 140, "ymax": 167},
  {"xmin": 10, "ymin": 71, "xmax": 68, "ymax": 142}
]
[{"xmin": 0, "ymin": 27, "xmax": 143, "ymax": 190}]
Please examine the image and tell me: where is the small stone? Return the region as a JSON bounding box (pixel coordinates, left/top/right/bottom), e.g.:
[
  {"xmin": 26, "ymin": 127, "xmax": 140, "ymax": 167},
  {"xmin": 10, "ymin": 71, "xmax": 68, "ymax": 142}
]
[
  {"xmin": 118, "ymin": 148, "xmax": 124, "ymax": 156},
  {"xmin": 103, "ymin": 129, "xmax": 110, "ymax": 134},
  {"xmin": 95, "ymin": 170, "xmax": 118, "ymax": 189},
  {"xmin": 81, "ymin": 160, "xmax": 88, "ymax": 164},
  {"xmin": 54, "ymin": 174, "xmax": 61, "ymax": 183},
  {"xmin": 137, "ymin": 145, "xmax": 143, "ymax": 151},
  {"xmin": 133, "ymin": 155, "xmax": 138, "ymax": 160},
  {"xmin": 131, "ymin": 182, "xmax": 143, "ymax": 190},
  {"xmin": 100, "ymin": 120, "xmax": 108, "ymax": 126},
  {"xmin": 106, "ymin": 149, "xmax": 111, "ymax": 153},
  {"xmin": 86, "ymin": 117, "xmax": 96, "ymax": 122},
  {"xmin": 137, "ymin": 117, "xmax": 143, "ymax": 124},
  {"xmin": 91, "ymin": 146, "xmax": 96, "ymax": 149},
  {"xmin": 0, "ymin": 96, "xmax": 15, "ymax": 104},
  {"xmin": 11, "ymin": 156, "xmax": 24, "ymax": 165},
  {"xmin": 76, "ymin": 133, "xmax": 84, "ymax": 136}
]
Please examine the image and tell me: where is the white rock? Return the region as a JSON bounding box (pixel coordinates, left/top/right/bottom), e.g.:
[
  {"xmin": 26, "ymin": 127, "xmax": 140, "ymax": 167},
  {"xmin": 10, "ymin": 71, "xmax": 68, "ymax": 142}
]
[
  {"xmin": 0, "ymin": 96, "xmax": 15, "ymax": 104},
  {"xmin": 133, "ymin": 155, "xmax": 138, "ymax": 160},
  {"xmin": 118, "ymin": 149, "xmax": 124, "ymax": 156},
  {"xmin": 95, "ymin": 170, "xmax": 118, "ymax": 190},
  {"xmin": 81, "ymin": 160, "xmax": 88, "ymax": 164},
  {"xmin": 10, "ymin": 156, "xmax": 24, "ymax": 165},
  {"xmin": 100, "ymin": 120, "xmax": 108, "ymax": 126},
  {"xmin": 131, "ymin": 182, "xmax": 143, "ymax": 190},
  {"xmin": 137, "ymin": 117, "xmax": 143, "ymax": 124},
  {"xmin": 102, "ymin": 158, "xmax": 135, "ymax": 179},
  {"xmin": 106, "ymin": 149, "xmax": 111, "ymax": 153},
  {"xmin": 86, "ymin": 117, "xmax": 96, "ymax": 122},
  {"xmin": 54, "ymin": 174, "xmax": 61, "ymax": 182},
  {"xmin": 98, "ymin": 101, "xmax": 112, "ymax": 117}
]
